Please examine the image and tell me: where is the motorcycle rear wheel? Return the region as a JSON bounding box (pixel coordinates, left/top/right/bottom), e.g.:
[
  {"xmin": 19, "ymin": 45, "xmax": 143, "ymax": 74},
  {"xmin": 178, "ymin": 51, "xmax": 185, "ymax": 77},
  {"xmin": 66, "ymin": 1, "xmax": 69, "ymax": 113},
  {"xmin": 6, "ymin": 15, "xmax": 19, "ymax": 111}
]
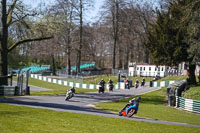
[{"xmin": 119, "ymin": 111, "xmax": 122, "ymax": 116}]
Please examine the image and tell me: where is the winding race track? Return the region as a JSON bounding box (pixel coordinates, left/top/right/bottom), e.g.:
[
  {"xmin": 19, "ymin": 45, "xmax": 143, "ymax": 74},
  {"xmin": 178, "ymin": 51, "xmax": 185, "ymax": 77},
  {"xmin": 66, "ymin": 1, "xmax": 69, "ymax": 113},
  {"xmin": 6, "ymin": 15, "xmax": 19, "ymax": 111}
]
[{"xmin": 1, "ymin": 85, "xmax": 200, "ymax": 128}]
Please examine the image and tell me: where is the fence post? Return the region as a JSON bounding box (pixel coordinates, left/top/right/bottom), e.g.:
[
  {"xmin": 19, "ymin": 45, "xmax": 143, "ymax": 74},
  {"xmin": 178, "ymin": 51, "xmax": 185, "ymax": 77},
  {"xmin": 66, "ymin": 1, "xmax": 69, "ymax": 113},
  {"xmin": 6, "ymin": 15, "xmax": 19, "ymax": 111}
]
[
  {"xmin": 176, "ymin": 96, "xmax": 179, "ymax": 108},
  {"xmin": 25, "ymin": 69, "xmax": 31, "ymax": 95}
]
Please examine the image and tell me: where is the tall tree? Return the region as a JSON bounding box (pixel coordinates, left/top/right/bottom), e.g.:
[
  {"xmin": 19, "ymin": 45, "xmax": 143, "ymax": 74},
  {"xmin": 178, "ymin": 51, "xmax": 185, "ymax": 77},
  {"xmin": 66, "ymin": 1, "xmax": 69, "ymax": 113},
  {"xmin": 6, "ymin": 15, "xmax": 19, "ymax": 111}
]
[
  {"xmin": 113, "ymin": 0, "xmax": 119, "ymax": 70},
  {"xmin": 76, "ymin": 0, "xmax": 83, "ymax": 74},
  {"xmin": 0, "ymin": 0, "xmax": 52, "ymax": 85},
  {"xmin": 49, "ymin": 0, "xmax": 77, "ymax": 75},
  {"xmin": 147, "ymin": 0, "xmax": 200, "ymax": 84}
]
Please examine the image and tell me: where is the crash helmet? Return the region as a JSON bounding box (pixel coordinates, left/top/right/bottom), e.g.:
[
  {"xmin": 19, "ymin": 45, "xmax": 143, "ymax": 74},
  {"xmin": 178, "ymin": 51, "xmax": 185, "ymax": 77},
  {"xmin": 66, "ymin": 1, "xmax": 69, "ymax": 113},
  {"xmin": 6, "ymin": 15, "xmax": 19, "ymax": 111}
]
[
  {"xmin": 136, "ymin": 96, "xmax": 141, "ymax": 102},
  {"xmin": 129, "ymin": 98, "xmax": 136, "ymax": 103}
]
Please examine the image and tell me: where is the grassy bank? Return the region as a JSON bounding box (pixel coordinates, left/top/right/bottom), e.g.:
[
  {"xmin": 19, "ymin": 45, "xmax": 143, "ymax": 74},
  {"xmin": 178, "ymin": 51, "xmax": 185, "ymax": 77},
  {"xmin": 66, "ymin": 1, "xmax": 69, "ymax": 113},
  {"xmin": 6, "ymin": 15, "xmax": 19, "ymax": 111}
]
[
  {"xmin": 13, "ymin": 77, "xmax": 97, "ymax": 95},
  {"xmin": 95, "ymin": 87, "xmax": 200, "ymax": 125},
  {"xmin": 0, "ymin": 103, "xmax": 199, "ymax": 133},
  {"xmin": 82, "ymin": 75, "xmax": 153, "ymax": 85},
  {"xmin": 45, "ymin": 75, "xmax": 153, "ymax": 85},
  {"xmin": 157, "ymin": 76, "xmax": 188, "ymax": 81},
  {"xmin": 183, "ymin": 85, "xmax": 200, "ymax": 101},
  {"xmin": 157, "ymin": 75, "xmax": 200, "ymax": 100}
]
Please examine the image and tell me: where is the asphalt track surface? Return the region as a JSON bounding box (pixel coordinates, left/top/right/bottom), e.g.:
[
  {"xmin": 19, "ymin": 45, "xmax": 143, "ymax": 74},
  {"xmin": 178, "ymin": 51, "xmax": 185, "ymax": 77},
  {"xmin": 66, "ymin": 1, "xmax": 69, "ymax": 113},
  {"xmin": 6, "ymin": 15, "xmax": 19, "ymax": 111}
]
[
  {"xmin": 12, "ymin": 81, "xmax": 52, "ymax": 91},
  {"xmin": 1, "ymin": 85, "xmax": 200, "ymax": 128}
]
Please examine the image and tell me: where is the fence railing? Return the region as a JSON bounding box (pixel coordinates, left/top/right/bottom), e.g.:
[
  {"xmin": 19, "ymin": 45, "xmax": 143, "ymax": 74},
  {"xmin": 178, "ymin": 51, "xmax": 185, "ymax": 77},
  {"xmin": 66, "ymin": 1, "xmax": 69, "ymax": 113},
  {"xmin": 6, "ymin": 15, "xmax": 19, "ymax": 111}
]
[
  {"xmin": 151, "ymin": 80, "xmax": 179, "ymax": 87},
  {"xmin": 31, "ymin": 74, "xmax": 125, "ymax": 90},
  {"xmin": 176, "ymin": 96, "xmax": 200, "ymax": 114}
]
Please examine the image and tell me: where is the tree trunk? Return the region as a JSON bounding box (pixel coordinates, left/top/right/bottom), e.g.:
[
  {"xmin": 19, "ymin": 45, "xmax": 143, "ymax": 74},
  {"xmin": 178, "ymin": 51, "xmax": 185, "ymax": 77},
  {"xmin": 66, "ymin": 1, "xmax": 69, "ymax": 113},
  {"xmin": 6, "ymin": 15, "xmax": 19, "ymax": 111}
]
[
  {"xmin": 188, "ymin": 64, "xmax": 196, "ymax": 85},
  {"xmin": 112, "ymin": 0, "xmax": 119, "ymax": 70},
  {"xmin": 67, "ymin": 8, "xmax": 73, "ymax": 75},
  {"xmin": 144, "ymin": 47, "xmax": 149, "ymax": 63},
  {"xmin": 77, "ymin": 0, "xmax": 83, "ymax": 74},
  {"xmin": 124, "ymin": 44, "xmax": 130, "ymax": 69},
  {"xmin": 51, "ymin": 54, "xmax": 56, "ymax": 76},
  {"xmin": 67, "ymin": 47, "xmax": 71, "ymax": 75},
  {"xmin": 137, "ymin": 42, "xmax": 140, "ymax": 62},
  {"xmin": 118, "ymin": 44, "xmax": 123, "ymax": 69},
  {"xmin": 0, "ymin": 0, "xmax": 8, "ymax": 85}
]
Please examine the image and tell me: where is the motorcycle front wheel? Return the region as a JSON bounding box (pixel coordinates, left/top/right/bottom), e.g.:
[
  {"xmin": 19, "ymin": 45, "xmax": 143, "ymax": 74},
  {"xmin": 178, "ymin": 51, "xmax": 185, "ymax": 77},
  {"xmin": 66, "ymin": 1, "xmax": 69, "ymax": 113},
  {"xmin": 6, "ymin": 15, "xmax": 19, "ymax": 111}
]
[
  {"xmin": 65, "ymin": 96, "xmax": 70, "ymax": 101},
  {"xmin": 127, "ymin": 109, "xmax": 135, "ymax": 117},
  {"xmin": 65, "ymin": 94, "xmax": 72, "ymax": 101}
]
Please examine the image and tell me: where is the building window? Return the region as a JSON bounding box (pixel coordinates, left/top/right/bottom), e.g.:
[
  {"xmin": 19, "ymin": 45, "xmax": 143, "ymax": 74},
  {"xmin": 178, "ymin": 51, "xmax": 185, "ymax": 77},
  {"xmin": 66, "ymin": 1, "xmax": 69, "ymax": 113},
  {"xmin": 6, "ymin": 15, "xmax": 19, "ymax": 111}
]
[
  {"xmin": 149, "ymin": 67, "xmax": 151, "ymax": 71},
  {"xmin": 137, "ymin": 67, "xmax": 139, "ymax": 70},
  {"xmin": 140, "ymin": 67, "xmax": 142, "ymax": 71},
  {"xmin": 144, "ymin": 67, "xmax": 145, "ymax": 71},
  {"xmin": 155, "ymin": 67, "xmax": 157, "ymax": 71},
  {"xmin": 162, "ymin": 67, "xmax": 164, "ymax": 71}
]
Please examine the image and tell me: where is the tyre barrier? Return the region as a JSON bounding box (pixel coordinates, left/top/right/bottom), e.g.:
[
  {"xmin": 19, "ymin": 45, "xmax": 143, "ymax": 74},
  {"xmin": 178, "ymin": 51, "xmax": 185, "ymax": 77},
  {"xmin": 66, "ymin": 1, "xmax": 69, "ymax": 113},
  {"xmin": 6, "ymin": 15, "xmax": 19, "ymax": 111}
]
[{"xmin": 176, "ymin": 96, "xmax": 200, "ymax": 114}]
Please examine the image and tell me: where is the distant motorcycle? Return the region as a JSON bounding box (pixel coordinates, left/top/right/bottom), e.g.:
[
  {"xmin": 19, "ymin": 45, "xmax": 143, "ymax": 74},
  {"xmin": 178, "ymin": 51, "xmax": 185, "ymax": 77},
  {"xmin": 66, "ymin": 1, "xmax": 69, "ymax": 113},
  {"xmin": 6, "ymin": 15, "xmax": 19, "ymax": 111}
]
[
  {"xmin": 119, "ymin": 96, "xmax": 141, "ymax": 117},
  {"xmin": 65, "ymin": 87, "xmax": 75, "ymax": 101},
  {"xmin": 135, "ymin": 82, "xmax": 139, "ymax": 88},
  {"xmin": 126, "ymin": 81, "xmax": 130, "ymax": 89},
  {"xmin": 99, "ymin": 84, "xmax": 105, "ymax": 93},
  {"xmin": 135, "ymin": 80, "xmax": 139, "ymax": 88},
  {"xmin": 109, "ymin": 84, "xmax": 114, "ymax": 91},
  {"xmin": 141, "ymin": 79, "xmax": 145, "ymax": 86}
]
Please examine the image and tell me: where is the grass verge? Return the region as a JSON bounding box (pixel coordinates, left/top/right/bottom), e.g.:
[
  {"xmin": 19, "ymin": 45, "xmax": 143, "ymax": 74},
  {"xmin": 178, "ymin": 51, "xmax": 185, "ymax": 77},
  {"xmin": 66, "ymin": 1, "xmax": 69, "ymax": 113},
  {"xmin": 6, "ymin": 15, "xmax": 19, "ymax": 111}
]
[
  {"xmin": 157, "ymin": 76, "xmax": 188, "ymax": 81},
  {"xmin": 182, "ymin": 85, "xmax": 200, "ymax": 101},
  {"xmin": 95, "ymin": 87, "xmax": 200, "ymax": 125},
  {"xmin": 45, "ymin": 75, "xmax": 153, "ymax": 85},
  {"xmin": 0, "ymin": 103, "xmax": 200, "ymax": 133},
  {"xmin": 13, "ymin": 77, "xmax": 97, "ymax": 95}
]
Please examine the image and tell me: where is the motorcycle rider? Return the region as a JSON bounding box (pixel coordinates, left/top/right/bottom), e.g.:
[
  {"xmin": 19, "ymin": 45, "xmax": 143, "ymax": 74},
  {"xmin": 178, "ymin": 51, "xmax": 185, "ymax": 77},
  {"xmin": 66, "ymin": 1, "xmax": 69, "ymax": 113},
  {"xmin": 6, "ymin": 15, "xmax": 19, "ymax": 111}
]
[
  {"xmin": 135, "ymin": 79, "xmax": 139, "ymax": 88},
  {"xmin": 119, "ymin": 96, "xmax": 141, "ymax": 116},
  {"xmin": 65, "ymin": 87, "xmax": 75, "ymax": 101},
  {"xmin": 70, "ymin": 87, "xmax": 75, "ymax": 94},
  {"xmin": 141, "ymin": 78, "xmax": 145, "ymax": 86},
  {"xmin": 99, "ymin": 79, "xmax": 105, "ymax": 93},
  {"xmin": 126, "ymin": 79, "xmax": 130, "ymax": 89},
  {"xmin": 108, "ymin": 79, "xmax": 114, "ymax": 91}
]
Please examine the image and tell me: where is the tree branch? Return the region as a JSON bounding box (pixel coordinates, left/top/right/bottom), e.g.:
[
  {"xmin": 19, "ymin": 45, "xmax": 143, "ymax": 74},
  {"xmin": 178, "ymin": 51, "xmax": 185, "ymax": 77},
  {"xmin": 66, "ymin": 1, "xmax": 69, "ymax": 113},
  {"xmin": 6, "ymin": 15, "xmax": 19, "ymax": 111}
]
[
  {"xmin": 8, "ymin": 36, "xmax": 53, "ymax": 53},
  {"xmin": 7, "ymin": 0, "xmax": 18, "ymax": 26}
]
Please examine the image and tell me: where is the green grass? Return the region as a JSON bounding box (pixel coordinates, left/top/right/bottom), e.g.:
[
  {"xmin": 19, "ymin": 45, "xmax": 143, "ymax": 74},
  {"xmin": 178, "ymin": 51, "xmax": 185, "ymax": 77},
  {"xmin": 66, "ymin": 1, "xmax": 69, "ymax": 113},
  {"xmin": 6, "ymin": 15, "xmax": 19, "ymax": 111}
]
[
  {"xmin": 157, "ymin": 76, "xmax": 188, "ymax": 81},
  {"xmin": 182, "ymin": 85, "xmax": 200, "ymax": 100},
  {"xmin": 156, "ymin": 75, "xmax": 200, "ymax": 101},
  {"xmin": 96, "ymin": 87, "xmax": 200, "ymax": 125},
  {"xmin": 0, "ymin": 103, "xmax": 200, "ymax": 133},
  {"xmin": 13, "ymin": 77, "xmax": 97, "ymax": 95},
  {"xmin": 77, "ymin": 75, "xmax": 152, "ymax": 85}
]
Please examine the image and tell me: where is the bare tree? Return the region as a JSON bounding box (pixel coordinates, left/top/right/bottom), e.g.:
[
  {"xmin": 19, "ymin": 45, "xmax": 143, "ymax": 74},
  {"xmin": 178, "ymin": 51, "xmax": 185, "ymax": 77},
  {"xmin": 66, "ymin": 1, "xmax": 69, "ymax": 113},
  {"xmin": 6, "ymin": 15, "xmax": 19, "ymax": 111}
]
[{"xmin": 0, "ymin": 0, "xmax": 52, "ymax": 85}]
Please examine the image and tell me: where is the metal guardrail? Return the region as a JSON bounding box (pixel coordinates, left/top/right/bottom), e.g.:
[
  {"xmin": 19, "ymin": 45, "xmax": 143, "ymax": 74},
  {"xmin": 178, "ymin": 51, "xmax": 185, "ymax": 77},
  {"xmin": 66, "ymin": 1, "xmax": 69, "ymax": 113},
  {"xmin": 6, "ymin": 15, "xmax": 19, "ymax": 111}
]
[{"xmin": 176, "ymin": 96, "xmax": 200, "ymax": 114}]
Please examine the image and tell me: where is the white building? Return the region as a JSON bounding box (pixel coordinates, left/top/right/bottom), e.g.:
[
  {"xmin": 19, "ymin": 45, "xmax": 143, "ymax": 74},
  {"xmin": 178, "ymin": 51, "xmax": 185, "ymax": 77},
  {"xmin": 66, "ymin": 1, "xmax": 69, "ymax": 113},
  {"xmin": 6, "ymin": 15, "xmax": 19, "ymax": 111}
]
[
  {"xmin": 129, "ymin": 64, "xmax": 169, "ymax": 77},
  {"xmin": 178, "ymin": 62, "xmax": 200, "ymax": 76}
]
